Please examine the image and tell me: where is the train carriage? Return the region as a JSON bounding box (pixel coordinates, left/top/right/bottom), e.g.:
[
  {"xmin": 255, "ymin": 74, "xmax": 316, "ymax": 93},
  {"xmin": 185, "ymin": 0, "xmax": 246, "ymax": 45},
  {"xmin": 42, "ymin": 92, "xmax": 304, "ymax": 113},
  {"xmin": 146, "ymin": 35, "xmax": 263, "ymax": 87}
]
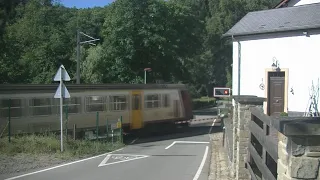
[{"xmin": 0, "ymin": 84, "xmax": 193, "ymax": 136}]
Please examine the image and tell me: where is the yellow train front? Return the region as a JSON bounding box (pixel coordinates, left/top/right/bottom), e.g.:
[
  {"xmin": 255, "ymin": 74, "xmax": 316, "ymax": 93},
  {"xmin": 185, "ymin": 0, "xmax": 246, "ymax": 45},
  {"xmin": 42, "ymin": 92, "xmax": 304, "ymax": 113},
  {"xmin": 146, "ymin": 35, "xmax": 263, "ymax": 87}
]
[{"xmin": 0, "ymin": 84, "xmax": 193, "ymax": 137}]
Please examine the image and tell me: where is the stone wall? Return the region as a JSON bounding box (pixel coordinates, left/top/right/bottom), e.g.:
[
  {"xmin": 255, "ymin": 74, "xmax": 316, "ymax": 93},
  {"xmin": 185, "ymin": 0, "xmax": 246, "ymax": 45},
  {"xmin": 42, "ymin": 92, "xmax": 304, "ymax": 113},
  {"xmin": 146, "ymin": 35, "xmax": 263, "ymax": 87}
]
[
  {"xmin": 278, "ymin": 132, "xmax": 320, "ymax": 180},
  {"xmin": 225, "ymin": 95, "xmax": 320, "ymax": 180}
]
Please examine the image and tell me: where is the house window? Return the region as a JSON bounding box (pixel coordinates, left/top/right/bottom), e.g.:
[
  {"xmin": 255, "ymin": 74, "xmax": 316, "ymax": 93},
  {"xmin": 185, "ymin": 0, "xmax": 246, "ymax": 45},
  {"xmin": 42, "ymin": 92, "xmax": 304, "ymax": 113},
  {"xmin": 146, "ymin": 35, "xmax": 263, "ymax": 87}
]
[
  {"xmin": 145, "ymin": 94, "xmax": 160, "ymax": 108},
  {"xmin": 29, "ymin": 98, "xmax": 52, "ymax": 116},
  {"xmin": 110, "ymin": 95, "xmax": 127, "ymax": 111},
  {"xmin": 0, "ymin": 98, "xmax": 24, "ymax": 118},
  {"xmin": 85, "ymin": 96, "xmax": 105, "ymax": 112}
]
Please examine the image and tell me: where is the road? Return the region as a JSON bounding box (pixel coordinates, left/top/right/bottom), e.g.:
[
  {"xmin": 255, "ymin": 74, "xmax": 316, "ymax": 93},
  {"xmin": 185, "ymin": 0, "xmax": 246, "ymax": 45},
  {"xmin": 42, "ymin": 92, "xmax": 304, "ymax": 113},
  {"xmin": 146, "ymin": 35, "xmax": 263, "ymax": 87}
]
[{"xmin": 1, "ymin": 120, "xmax": 221, "ymax": 180}]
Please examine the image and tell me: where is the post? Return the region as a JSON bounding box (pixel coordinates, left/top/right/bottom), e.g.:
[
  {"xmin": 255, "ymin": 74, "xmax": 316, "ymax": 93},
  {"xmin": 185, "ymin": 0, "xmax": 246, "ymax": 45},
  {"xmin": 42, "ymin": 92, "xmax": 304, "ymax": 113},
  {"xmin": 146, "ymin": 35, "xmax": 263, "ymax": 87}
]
[
  {"xmin": 76, "ymin": 29, "xmax": 80, "ymax": 84},
  {"xmin": 120, "ymin": 116, "xmax": 123, "ymax": 143},
  {"xmin": 106, "ymin": 118, "xmax": 109, "ymax": 139},
  {"xmin": 112, "ymin": 130, "xmax": 114, "ymax": 144},
  {"xmin": 96, "ymin": 112, "xmax": 99, "ymax": 140},
  {"xmin": 65, "ymin": 104, "xmax": 68, "ymax": 141},
  {"xmin": 144, "ymin": 70, "xmax": 147, "ymax": 84},
  {"xmin": 60, "ymin": 67, "xmax": 64, "ymax": 152},
  {"xmin": 8, "ymin": 98, "xmax": 11, "ymax": 143},
  {"xmin": 73, "ymin": 124, "xmax": 76, "ymax": 140}
]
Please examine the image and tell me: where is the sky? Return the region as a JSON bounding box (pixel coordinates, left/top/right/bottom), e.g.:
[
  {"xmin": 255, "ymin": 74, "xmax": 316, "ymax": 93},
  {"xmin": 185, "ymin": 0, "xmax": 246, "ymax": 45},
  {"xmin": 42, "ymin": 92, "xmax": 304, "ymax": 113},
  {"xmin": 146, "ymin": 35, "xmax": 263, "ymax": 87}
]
[{"xmin": 59, "ymin": 0, "xmax": 114, "ymax": 8}]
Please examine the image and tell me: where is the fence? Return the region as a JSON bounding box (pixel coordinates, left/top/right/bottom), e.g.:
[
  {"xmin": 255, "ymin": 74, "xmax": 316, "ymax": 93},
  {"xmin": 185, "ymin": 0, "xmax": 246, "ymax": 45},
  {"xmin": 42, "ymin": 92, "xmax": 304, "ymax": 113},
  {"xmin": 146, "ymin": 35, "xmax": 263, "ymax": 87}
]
[
  {"xmin": 223, "ymin": 95, "xmax": 320, "ymax": 180},
  {"xmin": 0, "ymin": 100, "xmax": 123, "ymax": 144}
]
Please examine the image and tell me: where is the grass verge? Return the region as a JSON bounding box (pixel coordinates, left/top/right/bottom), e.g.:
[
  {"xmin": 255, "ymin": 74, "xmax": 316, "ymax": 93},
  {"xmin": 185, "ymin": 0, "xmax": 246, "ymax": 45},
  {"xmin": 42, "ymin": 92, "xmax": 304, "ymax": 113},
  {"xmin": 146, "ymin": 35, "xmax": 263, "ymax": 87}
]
[{"xmin": 0, "ymin": 133, "xmax": 124, "ymax": 159}]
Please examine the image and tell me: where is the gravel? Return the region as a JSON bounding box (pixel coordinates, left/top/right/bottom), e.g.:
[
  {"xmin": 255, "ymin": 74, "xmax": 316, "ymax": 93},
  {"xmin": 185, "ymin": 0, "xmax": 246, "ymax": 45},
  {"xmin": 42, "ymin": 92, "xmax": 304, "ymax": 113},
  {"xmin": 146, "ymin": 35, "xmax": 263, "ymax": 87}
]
[
  {"xmin": 208, "ymin": 132, "xmax": 232, "ymax": 180},
  {"xmin": 0, "ymin": 153, "xmax": 80, "ymax": 177}
]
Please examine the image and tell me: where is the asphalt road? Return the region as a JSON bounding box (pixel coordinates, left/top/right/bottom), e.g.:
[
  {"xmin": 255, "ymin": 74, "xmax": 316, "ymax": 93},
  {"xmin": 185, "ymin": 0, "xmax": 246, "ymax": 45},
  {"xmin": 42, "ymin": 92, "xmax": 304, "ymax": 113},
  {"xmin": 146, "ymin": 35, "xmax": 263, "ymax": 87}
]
[{"xmin": 2, "ymin": 121, "xmax": 221, "ymax": 180}]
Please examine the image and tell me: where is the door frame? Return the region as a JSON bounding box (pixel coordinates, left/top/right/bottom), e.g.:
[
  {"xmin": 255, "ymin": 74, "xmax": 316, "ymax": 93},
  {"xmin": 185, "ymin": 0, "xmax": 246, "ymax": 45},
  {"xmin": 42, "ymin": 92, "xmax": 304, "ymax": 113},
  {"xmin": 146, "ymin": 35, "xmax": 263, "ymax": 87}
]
[{"xmin": 263, "ymin": 68, "xmax": 289, "ymax": 115}]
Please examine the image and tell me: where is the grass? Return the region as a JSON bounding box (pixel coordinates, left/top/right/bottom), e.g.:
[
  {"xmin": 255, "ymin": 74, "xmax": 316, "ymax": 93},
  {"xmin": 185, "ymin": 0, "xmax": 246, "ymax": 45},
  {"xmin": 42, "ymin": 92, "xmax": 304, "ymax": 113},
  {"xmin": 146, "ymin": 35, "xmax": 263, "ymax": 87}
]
[{"xmin": 0, "ymin": 132, "xmax": 124, "ymax": 159}]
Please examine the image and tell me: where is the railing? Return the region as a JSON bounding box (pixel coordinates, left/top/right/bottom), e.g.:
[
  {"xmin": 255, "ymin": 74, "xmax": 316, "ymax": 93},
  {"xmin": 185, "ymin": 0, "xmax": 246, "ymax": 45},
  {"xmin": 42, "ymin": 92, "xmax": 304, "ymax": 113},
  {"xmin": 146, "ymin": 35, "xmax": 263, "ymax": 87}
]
[{"xmin": 246, "ymin": 107, "xmax": 278, "ymax": 180}]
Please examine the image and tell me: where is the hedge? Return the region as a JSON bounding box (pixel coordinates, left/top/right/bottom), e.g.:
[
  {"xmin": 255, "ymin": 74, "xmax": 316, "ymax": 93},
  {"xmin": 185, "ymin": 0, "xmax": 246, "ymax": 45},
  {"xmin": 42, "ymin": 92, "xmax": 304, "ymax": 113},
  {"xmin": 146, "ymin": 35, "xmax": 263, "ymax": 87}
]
[{"xmin": 192, "ymin": 98, "xmax": 217, "ymax": 110}]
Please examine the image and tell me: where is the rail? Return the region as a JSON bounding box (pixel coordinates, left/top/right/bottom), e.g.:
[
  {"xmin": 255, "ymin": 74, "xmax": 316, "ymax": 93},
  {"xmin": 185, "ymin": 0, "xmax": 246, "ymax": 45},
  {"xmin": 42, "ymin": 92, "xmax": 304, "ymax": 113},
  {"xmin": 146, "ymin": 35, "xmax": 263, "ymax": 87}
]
[{"xmin": 246, "ymin": 107, "xmax": 278, "ymax": 180}]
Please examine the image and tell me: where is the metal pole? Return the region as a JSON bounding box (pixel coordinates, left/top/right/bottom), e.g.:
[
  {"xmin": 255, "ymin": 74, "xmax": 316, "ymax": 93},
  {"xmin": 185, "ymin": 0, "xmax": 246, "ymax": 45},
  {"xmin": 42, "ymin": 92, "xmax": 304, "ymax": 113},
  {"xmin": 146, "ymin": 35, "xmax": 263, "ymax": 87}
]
[
  {"xmin": 144, "ymin": 70, "xmax": 146, "ymax": 84},
  {"xmin": 60, "ymin": 67, "xmax": 64, "ymax": 152},
  {"xmin": 106, "ymin": 118, "xmax": 109, "ymax": 139},
  {"xmin": 120, "ymin": 116, "xmax": 123, "ymax": 143},
  {"xmin": 65, "ymin": 104, "xmax": 68, "ymax": 141},
  {"xmin": 73, "ymin": 124, "xmax": 76, "ymax": 140},
  {"xmin": 96, "ymin": 112, "xmax": 99, "ymax": 140},
  {"xmin": 76, "ymin": 29, "xmax": 80, "ymax": 84},
  {"xmin": 237, "ymin": 41, "xmax": 241, "ymax": 96},
  {"xmin": 8, "ymin": 99, "xmax": 11, "ymax": 143}
]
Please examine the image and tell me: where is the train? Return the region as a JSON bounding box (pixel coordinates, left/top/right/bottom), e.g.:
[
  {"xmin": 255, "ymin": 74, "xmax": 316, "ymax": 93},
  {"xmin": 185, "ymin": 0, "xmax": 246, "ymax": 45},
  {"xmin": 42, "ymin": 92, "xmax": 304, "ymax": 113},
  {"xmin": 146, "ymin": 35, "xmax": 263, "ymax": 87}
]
[{"xmin": 0, "ymin": 84, "xmax": 193, "ymax": 137}]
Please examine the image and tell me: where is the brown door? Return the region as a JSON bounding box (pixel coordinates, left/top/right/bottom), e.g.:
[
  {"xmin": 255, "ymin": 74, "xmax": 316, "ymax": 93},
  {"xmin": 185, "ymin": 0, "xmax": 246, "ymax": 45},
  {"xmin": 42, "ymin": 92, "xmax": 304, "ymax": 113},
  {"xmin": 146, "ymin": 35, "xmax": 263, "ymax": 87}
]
[{"xmin": 268, "ymin": 72, "xmax": 285, "ymax": 116}]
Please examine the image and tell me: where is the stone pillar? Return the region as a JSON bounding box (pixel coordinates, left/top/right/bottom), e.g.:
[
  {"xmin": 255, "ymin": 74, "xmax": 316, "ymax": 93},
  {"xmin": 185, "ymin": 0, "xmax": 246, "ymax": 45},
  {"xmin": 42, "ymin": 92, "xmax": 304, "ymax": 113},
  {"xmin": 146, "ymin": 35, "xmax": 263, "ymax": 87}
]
[
  {"xmin": 277, "ymin": 132, "xmax": 320, "ymax": 180},
  {"xmin": 232, "ymin": 95, "xmax": 266, "ymax": 180},
  {"xmin": 231, "ymin": 101, "xmax": 238, "ymax": 177}
]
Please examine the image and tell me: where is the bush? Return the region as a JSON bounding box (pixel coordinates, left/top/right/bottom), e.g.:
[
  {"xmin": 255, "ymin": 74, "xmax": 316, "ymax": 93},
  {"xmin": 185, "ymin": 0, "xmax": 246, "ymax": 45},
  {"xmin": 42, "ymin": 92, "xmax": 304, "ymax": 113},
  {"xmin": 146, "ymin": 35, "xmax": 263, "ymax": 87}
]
[
  {"xmin": 0, "ymin": 133, "xmax": 124, "ymax": 158},
  {"xmin": 192, "ymin": 97, "xmax": 217, "ymax": 110}
]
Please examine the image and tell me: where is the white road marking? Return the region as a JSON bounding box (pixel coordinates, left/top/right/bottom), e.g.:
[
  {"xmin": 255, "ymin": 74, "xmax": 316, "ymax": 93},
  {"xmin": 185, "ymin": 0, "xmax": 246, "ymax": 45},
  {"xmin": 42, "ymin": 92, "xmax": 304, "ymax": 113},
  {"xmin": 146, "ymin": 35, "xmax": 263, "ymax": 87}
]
[
  {"xmin": 208, "ymin": 119, "xmax": 217, "ymax": 135},
  {"xmin": 165, "ymin": 141, "xmax": 209, "ymax": 150},
  {"xmin": 165, "ymin": 141, "xmax": 176, "ymax": 150},
  {"xmin": 193, "ymin": 146, "xmax": 209, "ymax": 180},
  {"xmin": 4, "ymin": 148, "xmax": 124, "ymax": 180},
  {"xmin": 130, "ymin": 138, "xmax": 138, "ymax": 144},
  {"xmin": 98, "ymin": 154, "xmax": 149, "ymax": 167}
]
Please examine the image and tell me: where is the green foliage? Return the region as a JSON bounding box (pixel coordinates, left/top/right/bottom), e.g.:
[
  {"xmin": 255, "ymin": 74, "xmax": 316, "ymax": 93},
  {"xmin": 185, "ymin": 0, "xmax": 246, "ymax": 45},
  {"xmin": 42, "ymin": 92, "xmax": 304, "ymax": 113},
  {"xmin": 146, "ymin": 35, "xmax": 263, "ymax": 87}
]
[
  {"xmin": 0, "ymin": 133, "xmax": 124, "ymax": 158},
  {"xmin": 192, "ymin": 97, "xmax": 217, "ymax": 110},
  {"xmin": 0, "ymin": 0, "xmax": 279, "ymax": 89},
  {"xmin": 280, "ymin": 112, "xmax": 288, "ymax": 116}
]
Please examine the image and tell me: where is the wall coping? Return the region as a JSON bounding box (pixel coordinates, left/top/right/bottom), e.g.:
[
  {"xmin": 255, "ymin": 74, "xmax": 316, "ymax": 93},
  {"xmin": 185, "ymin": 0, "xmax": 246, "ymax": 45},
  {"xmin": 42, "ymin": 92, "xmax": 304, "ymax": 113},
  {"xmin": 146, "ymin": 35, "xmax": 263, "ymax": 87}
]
[
  {"xmin": 273, "ymin": 116, "xmax": 320, "ymax": 136},
  {"xmin": 250, "ymin": 106, "xmax": 320, "ymax": 136},
  {"xmin": 232, "ymin": 95, "xmax": 267, "ymax": 104}
]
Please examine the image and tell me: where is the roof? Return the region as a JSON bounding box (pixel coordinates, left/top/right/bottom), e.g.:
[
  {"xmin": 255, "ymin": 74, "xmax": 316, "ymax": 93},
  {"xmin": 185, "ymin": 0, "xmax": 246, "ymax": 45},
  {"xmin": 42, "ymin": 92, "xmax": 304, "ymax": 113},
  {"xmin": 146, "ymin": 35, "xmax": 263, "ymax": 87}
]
[
  {"xmin": 223, "ymin": 2, "xmax": 320, "ymax": 38},
  {"xmin": 0, "ymin": 84, "xmax": 187, "ymax": 94}
]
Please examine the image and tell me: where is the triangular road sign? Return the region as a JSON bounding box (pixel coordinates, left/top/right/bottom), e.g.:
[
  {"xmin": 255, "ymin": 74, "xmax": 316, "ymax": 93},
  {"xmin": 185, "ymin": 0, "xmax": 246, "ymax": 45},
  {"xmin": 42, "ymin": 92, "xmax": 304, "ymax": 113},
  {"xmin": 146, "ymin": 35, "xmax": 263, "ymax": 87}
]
[
  {"xmin": 98, "ymin": 154, "xmax": 149, "ymax": 167},
  {"xmin": 54, "ymin": 83, "xmax": 71, "ymax": 99},
  {"xmin": 54, "ymin": 65, "xmax": 71, "ymax": 81}
]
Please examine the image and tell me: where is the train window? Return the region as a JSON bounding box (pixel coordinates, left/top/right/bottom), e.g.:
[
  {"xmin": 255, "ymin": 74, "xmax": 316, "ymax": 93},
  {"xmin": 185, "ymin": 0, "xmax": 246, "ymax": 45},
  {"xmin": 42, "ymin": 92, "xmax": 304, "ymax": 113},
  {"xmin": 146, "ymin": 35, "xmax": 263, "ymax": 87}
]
[
  {"xmin": 145, "ymin": 94, "xmax": 160, "ymax": 108},
  {"xmin": 162, "ymin": 94, "xmax": 170, "ymax": 107},
  {"xmin": 0, "ymin": 99, "xmax": 24, "ymax": 118},
  {"xmin": 85, "ymin": 96, "xmax": 105, "ymax": 112},
  {"xmin": 110, "ymin": 95, "xmax": 127, "ymax": 111},
  {"xmin": 29, "ymin": 98, "xmax": 52, "ymax": 116},
  {"xmin": 64, "ymin": 97, "xmax": 81, "ymax": 114}
]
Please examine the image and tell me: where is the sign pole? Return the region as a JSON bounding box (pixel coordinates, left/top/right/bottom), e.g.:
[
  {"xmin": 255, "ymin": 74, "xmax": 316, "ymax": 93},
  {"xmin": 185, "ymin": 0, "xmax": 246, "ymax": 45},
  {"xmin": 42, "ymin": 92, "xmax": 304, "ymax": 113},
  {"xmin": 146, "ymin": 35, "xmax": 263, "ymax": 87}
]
[
  {"xmin": 60, "ymin": 67, "xmax": 63, "ymax": 152},
  {"xmin": 53, "ymin": 64, "xmax": 71, "ymax": 153}
]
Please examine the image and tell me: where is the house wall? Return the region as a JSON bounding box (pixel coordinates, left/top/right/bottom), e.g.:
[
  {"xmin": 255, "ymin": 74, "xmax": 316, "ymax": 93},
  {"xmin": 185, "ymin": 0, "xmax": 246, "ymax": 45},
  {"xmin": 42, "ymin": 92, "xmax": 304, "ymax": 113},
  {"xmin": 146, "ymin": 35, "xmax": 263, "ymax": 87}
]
[
  {"xmin": 292, "ymin": 0, "xmax": 320, "ymax": 6},
  {"xmin": 232, "ymin": 33, "xmax": 320, "ymax": 115}
]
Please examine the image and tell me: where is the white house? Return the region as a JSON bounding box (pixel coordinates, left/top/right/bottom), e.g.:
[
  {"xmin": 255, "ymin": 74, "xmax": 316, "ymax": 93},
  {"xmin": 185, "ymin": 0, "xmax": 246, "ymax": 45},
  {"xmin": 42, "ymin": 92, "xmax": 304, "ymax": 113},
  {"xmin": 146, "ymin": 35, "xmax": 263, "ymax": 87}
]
[
  {"xmin": 275, "ymin": 0, "xmax": 320, "ymax": 8},
  {"xmin": 223, "ymin": 1, "xmax": 320, "ymax": 117}
]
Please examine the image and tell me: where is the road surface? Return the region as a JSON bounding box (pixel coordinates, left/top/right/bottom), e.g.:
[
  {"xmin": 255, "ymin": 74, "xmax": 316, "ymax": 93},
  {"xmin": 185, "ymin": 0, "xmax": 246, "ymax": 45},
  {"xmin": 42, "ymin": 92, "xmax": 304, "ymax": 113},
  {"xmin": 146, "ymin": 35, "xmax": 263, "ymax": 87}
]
[{"xmin": 1, "ymin": 121, "xmax": 221, "ymax": 180}]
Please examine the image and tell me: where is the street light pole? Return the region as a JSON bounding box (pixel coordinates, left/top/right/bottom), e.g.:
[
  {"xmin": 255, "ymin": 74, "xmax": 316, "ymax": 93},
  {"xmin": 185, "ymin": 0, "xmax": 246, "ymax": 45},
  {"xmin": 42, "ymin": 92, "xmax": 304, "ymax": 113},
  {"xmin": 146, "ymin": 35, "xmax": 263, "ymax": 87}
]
[
  {"xmin": 144, "ymin": 68, "xmax": 152, "ymax": 84},
  {"xmin": 75, "ymin": 29, "xmax": 100, "ymax": 84},
  {"xmin": 144, "ymin": 70, "xmax": 147, "ymax": 84}
]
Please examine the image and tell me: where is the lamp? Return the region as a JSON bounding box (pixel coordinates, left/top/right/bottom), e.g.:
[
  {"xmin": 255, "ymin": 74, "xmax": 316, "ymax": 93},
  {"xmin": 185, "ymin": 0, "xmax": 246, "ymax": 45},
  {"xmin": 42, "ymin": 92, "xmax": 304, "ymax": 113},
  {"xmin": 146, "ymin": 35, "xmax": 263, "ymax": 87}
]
[{"xmin": 271, "ymin": 57, "xmax": 280, "ymax": 71}]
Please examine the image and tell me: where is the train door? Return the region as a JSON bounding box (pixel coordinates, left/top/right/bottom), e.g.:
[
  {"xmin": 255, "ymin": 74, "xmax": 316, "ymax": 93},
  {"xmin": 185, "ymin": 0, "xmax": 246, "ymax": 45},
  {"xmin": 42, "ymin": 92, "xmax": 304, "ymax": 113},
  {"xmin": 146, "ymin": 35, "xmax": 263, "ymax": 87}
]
[
  {"xmin": 173, "ymin": 100, "xmax": 180, "ymax": 118},
  {"xmin": 131, "ymin": 90, "xmax": 143, "ymax": 129}
]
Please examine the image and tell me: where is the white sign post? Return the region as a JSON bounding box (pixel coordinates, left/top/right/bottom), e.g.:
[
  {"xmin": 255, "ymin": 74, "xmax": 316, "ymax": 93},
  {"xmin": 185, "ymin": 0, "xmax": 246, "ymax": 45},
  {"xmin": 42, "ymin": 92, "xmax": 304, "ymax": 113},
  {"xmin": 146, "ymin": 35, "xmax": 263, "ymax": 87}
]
[{"xmin": 53, "ymin": 65, "xmax": 71, "ymax": 152}]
